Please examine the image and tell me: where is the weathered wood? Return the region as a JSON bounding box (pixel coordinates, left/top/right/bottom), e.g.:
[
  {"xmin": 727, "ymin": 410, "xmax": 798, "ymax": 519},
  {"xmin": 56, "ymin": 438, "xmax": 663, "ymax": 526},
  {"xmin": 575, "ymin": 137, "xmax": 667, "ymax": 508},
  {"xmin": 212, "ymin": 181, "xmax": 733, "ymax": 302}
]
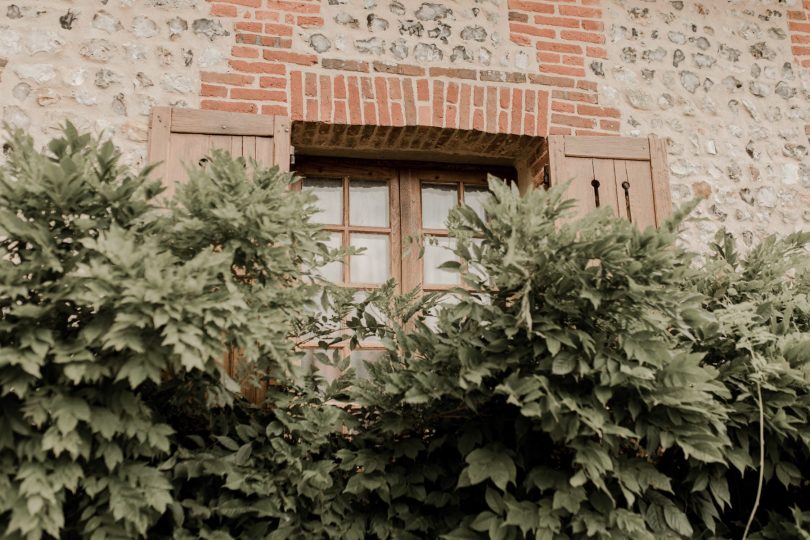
[
  {"xmin": 563, "ymin": 136, "xmax": 651, "ymax": 161},
  {"xmin": 170, "ymin": 108, "xmax": 276, "ymax": 136},
  {"xmin": 649, "ymin": 136, "xmax": 673, "ymax": 226}
]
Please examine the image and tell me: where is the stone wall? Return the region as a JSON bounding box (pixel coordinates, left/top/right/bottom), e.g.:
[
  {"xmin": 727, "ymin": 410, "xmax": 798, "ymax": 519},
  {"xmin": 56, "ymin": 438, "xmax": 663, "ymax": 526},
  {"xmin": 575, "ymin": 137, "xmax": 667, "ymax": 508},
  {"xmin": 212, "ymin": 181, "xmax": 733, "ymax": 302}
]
[
  {"xmin": 0, "ymin": 0, "xmax": 808, "ymax": 247},
  {"xmin": 0, "ymin": 0, "xmax": 228, "ymax": 168},
  {"xmin": 599, "ymin": 0, "xmax": 810, "ymax": 246}
]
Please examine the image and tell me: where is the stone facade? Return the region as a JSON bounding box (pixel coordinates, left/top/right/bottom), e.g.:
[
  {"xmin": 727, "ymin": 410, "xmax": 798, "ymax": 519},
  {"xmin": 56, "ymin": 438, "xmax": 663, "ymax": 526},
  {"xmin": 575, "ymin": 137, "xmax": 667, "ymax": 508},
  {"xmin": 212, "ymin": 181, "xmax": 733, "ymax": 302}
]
[{"xmin": 0, "ymin": 0, "xmax": 808, "ymax": 247}]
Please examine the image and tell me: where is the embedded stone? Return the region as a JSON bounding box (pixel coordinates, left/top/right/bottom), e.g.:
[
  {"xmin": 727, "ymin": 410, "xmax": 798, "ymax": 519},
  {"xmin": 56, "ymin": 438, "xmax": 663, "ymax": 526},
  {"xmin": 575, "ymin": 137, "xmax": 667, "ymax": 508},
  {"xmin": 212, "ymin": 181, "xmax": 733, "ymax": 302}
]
[
  {"xmin": 156, "ymin": 47, "xmax": 173, "ymax": 66},
  {"xmin": 399, "ymin": 20, "xmax": 423, "ymax": 37},
  {"xmin": 197, "ymin": 46, "xmax": 227, "ymax": 68},
  {"xmin": 450, "ymin": 45, "xmax": 472, "ymax": 63},
  {"xmin": 160, "ymin": 73, "xmax": 196, "ymax": 93},
  {"xmin": 692, "ymin": 181, "xmax": 712, "ymax": 198},
  {"xmin": 182, "ymin": 48, "xmax": 193, "ymax": 66},
  {"xmin": 590, "ymin": 61, "xmax": 604, "ymax": 77},
  {"xmin": 692, "ymin": 53, "xmax": 715, "ymax": 68},
  {"xmin": 0, "ymin": 27, "xmax": 21, "ymax": 56},
  {"xmin": 624, "ymin": 89, "xmax": 655, "ymax": 110},
  {"xmin": 756, "ymin": 186, "xmax": 777, "ymax": 208},
  {"xmin": 59, "ymin": 9, "xmax": 77, "ymax": 30},
  {"xmin": 679, "ymin": 71, "xmax": 700, "ymax": 93},
  {"xmin": 415, "ymin": 3, "xmax": 452, "ymax": 21},
  {"xmin": 641, "ymin": 68, "xmax": 655, "ymax": 80},
  {"xmin": 309, "ymin": 33, "xmax": 331, "ymax": 53},
  {"xmin": 167, "ymin": 17, "xmax": 188, "ymax": 39},
  {"xmin": 739, "ymin": 188, "xmax": 754, "ymax": 205},
  {"xmin": 673, "ymin": 49, "xmax": 685, "ymax": 67},
  {"xmin": 12, "ymin": 82, "xmax": 30, "ymax": 100},
  {"xmin": 124, "ymin": 43, "xmax": 148, "ymax": 61},
  {"xmin": 667, "ymin": 31, "xmax": 685, "ymax": 44},
  {"xmin": 14, "ymin": 63, "xmax": 56, "ymax": 82},
  {"xmin": 642, "ymin": 47, "xmax": 666, "ymax": 62},
  {"xmin": 192, "ymin": 18, "xmax": 229, "ymax": 40},
  {"xmin": 748, "ymin": 80, "xmax": 769, "ymax": 97},
  {"xmin": 767, "ymin": 27, "xmax": 786, "ymax": 40},
  {"xmin": 722, "ymin": 76, "xmax": 742, "ymax": 91},
  {"xmin": 775, "ymin": 81, "xmax": 794, "ymax": 100},
  {"xmin": 478, "ymin": 48, "xmax": 491, "ymax": 65},
  {"xmin": 414, "ymin": 43, "xmax": 442, "ymax": 62},
  {"xmin": 389, "ymin": 1, "xmax": 406, "ymax": 15},
  {"xmin": 92, "ymin": 10, "xmax": 122, "ymax": 33},
  {"xmin": 739, "ymin": 22, "xmax": 761, "ymax": 41},
  {"xmin": 461, "ymin": 26, "xmax": 487, "ymax": 42},
  {"xmin": 112, "ymin": 93, "xmax": 127, "ymax": 115},
  {"xmin": 364, "ymin": 0, "xmax": 377, "ymax": 8},
  {"xmin": 7, "ymin": 4, "xmax": 21, "ymax": 18},
  {"xmin": 658, "ymin": 93, "xmax": 674, "ymax": 109},
  {"xmin": 750, "ymin": 63, "xmax": 761, "ymax": 78},
  {"xmin": 695, "ymin": 37, "xmax": 710, "ymax": 50},
  {"xmin": 3, "ymin": 105, "xmax": 30, "ymax": 129},
  {"xmin": 63, "ymin": 68, "xmax": 86, "ymax": 87},
  {"xmin": 95, "ymin": 68, "xmax": 120, "ymax": 88},
  {"xmin": 621, "ymin": 47, "xmax": 637, "ymax": 63},
  {"xmin": 74, "ymin": 90, "xmax": 97, "ymax": 106},
  {"xmin": 749, "ymin": 42, "xmax": 776, "ymax": 61},
  {"xmin": 515, "ymin": 51, "xmax": 528, "ymax": 70},
  {"xmin": 783, "ymin": 144, "xmax": 808, "ymax": 160},
  {"xmin": 719, "ymin": 45, "xmax": 740, "ymax": 62},
  {"xmin": 331, "ymin": 12, "xmax": 356, "ymax": 28},
  {"xmin": 354, "ymin": 37, "xmax": 383, "ymax": 55},
  {"xmin": 36, "ymin": 89, "xmax": 59, "ymax": 107},
  {"xmin": 428, "ymin": 23, "xmax": 451, "ymax": 42},
  {"xmin": 390, "ymin": 39, "xmax": 408, "ymax": 60},
  {"xmin": 367, "ymin": 14, "xmax": 389, "ymax": 32},
  {"xmin": 79, "ymin": 39, "xmax": 117, "ymax": 63}
]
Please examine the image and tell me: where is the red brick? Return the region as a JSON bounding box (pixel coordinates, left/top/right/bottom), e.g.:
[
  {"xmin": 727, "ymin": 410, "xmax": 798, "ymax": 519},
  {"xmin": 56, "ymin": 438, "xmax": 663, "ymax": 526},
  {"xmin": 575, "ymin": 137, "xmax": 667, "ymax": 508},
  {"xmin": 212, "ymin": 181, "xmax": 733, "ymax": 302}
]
[
  {"xmin": 217, "ymin": 0, "xmax": 260, "ymax": 7},
  {"xmin": 581, "ymin": 20, "xmax": 604, "ymax": 32},
  {"xmin": 264, "ymin": 23, "xmax": 294, "ymax": 36},
  {"xmin": 550, "ymin": 126, "xmax": 572, "ymax": 135},
  {"xmin": 361, "ymin": 77, "xmax": 374, "ymax": 99},
  {"xmin": 793, "ymin": 34, "xmax": 810, "ymax": 44},
  {"xmin": 432, "ymin": 80, "xmax": 445, "ymax": 127},
  {"xmin": 363, "ymin": 101, "xmax": 377, "ymax": 125},
  {"xmin": 599, "ymin": 119, "xmax": 621, "ymax": 131},
  {"xmin": 232, "ymin": 45, "xmax": 259, "ymax": 58},
  {"xmin": 536, "ymin": 91, "xmax": 549, "ymax": 135},
  {"xmin": 231, "ymin": 88, "xmax": 287, "ymax": 101},
  {"xmin": 536, "ymin": 40, "xmax": 582, "ymax": 54},
  {"xmin": 305, "ymin": 72, "xmax": 317, "ymax": 97},
  {"xmin": 334, "ymin": 75, "xmax": 346, "ymax": 99},
  {"xmin": 446, "ymin": 82, "xmax": 459, "ymax": 104},
  {"xmin": 201, "ymin": 84, "xmax": 227, "ymax": 97},
  {"xmin": 511, "ymin": 88, "xmax": 522, "ymax": 133},
  {"xmin": 210, "ymin": 4, "xmax": 238, "ymax": 17},
  {"xmin": 429, "ymin": 67, "xmax": 478, "ymax": 80},
  {"xmin": 305, "ymin": 98, "xmax": 318, "ymax": 121},
  {"xmin": 485, "ymin": 86, "xmax": 497, "ymax": 132},
  {"xmin": 389, "ymin": 77, "xmax": 403, "ymax": 101},
  {"xmin": 533, "ymin": 15, "xmax": 581, "ymax": 28},
  {"xmin": 552, "ymin": 89, "xmax": 598, "ymax": 103},
  {"xmin": 560, "ymin": 30, "xmax": 606, "ymax": 44},
  {"xmin": 265, "ymin": 1, "xmax": 320, "ymax": 13},
  {"xmin": 552, "ymin": 100, "xmax": 575, "ymax": 113},
  {"xmin": 263, "ymin": 49, "xmax": 317, "ymax": 65},
  {"xmin": 391, "ymin": 102, "xmax": 405, "ymax": 126},
  {"xmin": 261, "ymin": 105, "xmax": 287, "ymax": 116},
  {"xmin": 459, "ymin": 84, "xmax": 471, "ymax": 130},
  {"xmin": 297, "ymin": 16, "xmax": 324, "ymax": 27},
  {"xmin": 498, "ymin": 111, "xmax": 509, "ymax": 133},
  {"xmin": 510, "ymin": 35, "xmax": 532, "ymax": 46},
  {"xmin": 254, "ymin": 11, "xmax": 280, "ymax": 21},
  {"xmin": 577, "ymin": 104, "xmax": 621, "ymax": 117},
  {"xmin": 291, "ymin": 71, "xmax": 303, "ymax": 120},
  {"xmin": 793, "ymin": 45, "xmax": 810, "ymax": 55},
  {"xmin": 334, "ymin": 100, "xmax": 347, "ymax": 123},
  {"xmin": 319, "ymin": 75, "xmax": 332, "ymax": 122},
  {"xmin": 417, "ymin": 79, "xmax": 430, "ymax": 102},
  {"xmin": 473, "ymin": 108, "xmax": 485, "ymax": 131},
  {"xmin": 446, "ymin": 104, "xmax": 458, "ymax": 129},
  {"xmin": 201, "ymin": 71, "xmax": 254, "ymax": 86},
  {"xmin": 558, "ymin": 5, "xmax": 602, "ymax": 18},
  {"xmin": 523, "ymin": 113, "xmax": 535, "ymax": 136},
  {"xmin": 473, "ymin": 86, "xmax": 484, "ymax": 107},
  {"xmin": 260, "ymin": 76, "xmax": 287, "ymax": 88},
  {"xmin": 576, "ymin": 80, "xmax": 598, "ymax": 91},
  {"xmin": 348, "ymin": 77, "xmax": 363, "ymax": 124},
  {"xmin": 788, "ymin": 21, "xmax": 810, "ymax": 33},
  {"xmin": 529, "ymin": 74, "xmax": 576, "ymax": 87},
  {"xmin": 562, "ymin": 54, "xmax": 585, "ymax": 66},
  {"xmin": 525, "ymin": 89, "xmax": 536, "ymax": 112},
  {"xmin": 586, "ymin": 46, "xmax": 608, "ymax": 59},
  {"xmin": 509, "ymin": 22, "xmax": 556, "ymax": 38},
  {"xmin": 540, "ymin": 64, "xmax": 586, "ymax": 77},
  {"xmin": 575, "ymin": 129, "xmax": 610, "ymax": 136},
  {"xmin": 322, "ymin": 58, "xmax": 369, "ymax": 72},
  {"xmin": 418, "ymin": 105, "xmax": 431, "ymax": 126},
  {"xmin": 403, "ymin": 81, "xmax": 417, "ymax": 124},
  {"xmin": 537, "ymin": 51, "xmax": 562, "ymax": 63},
  {"xmin": 375, "ymin": 77, "xmax": 391, "ymax": 125},
  {"xmin": 373, "ymin": 62, "xmax": 424, "ymax": 76},
  {"xmin": 234, "ymin": 22, "xmax": 262, "ymax": 33},
  {"xmin": 508, "ymin": 1, "xmax": 555, "ymax": 14},
  {"xmin": 552, "ymin": 113, "xmax": 595, "ymax": 128},
  {"xmin": 229, "ymin": 60, "xmax": 287, "ymax": 74},
  {"xmin": 201, "ymin": 100, "xmax": 258, "ymax": 113},
  {"xmin": 499, "ymin": 87, "xmax": 510, "ymax": 109}
]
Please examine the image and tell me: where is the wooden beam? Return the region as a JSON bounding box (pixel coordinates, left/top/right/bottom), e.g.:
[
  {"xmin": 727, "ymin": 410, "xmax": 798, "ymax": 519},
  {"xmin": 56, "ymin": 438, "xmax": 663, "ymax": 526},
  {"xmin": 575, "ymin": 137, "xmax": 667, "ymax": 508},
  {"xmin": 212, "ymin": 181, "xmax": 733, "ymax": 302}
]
[
  {"xmin": 170, "ymin": 108, "xmax": 276, "ymax": 136},
  {"xmin": 564, "ymin": 136, "xmax": 650, "ymax": 161}
]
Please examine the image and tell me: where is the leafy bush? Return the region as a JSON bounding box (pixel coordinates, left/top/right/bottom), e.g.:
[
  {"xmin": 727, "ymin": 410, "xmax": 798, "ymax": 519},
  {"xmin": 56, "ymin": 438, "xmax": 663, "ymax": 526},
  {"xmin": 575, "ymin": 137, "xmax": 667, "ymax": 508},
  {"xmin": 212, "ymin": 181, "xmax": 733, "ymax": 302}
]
[{"xmin": 0, "ymin": 126, "xmax": 808, "ymax": 539}]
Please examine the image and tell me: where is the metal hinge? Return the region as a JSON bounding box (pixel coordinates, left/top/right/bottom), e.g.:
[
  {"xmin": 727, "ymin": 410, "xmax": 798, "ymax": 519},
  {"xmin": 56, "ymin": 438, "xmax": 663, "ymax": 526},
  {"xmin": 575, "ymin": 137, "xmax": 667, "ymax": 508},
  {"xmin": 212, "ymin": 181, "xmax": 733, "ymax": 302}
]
[
  {"xmin": 542, "ymin": 166, "xmax": 550, "ymax": 190},
  {"xmin": 290, "ymin": 145, "xmax": 295, "ymax": 166}
]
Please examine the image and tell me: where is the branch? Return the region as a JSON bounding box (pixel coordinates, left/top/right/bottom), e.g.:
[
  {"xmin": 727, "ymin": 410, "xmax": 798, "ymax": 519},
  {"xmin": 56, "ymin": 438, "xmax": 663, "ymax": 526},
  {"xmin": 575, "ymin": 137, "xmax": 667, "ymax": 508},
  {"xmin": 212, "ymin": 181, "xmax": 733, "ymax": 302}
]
[{"xmin": 742, "ymin": 381, "xmax": 765, "ymax": 540}]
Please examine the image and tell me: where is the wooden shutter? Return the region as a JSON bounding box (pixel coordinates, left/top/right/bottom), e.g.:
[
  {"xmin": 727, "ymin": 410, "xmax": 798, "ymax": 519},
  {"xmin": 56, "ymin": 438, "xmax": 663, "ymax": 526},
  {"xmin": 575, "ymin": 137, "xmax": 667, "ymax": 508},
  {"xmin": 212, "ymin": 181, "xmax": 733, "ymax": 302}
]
[
  {"xmin": 147, "ymin": 107, "xmax": 292, "ymax": 404},
  {"xmin": 547, "ymin": 135, "xmax": 671, "ymax": 228},
  {"xmin": 147, "ymin": 107, "xmax": 291, "ymax": 197}
]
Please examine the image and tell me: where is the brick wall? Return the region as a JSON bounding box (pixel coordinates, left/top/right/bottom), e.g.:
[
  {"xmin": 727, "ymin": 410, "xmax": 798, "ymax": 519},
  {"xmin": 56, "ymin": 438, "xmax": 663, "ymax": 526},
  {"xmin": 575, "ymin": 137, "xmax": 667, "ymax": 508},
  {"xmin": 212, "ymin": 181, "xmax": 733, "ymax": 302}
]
[
  {"xmin": 790, "ymin": 2, "xmax": 810, "ymax": 69},
  {"xmin": 199, "ymin": 0, "xmax": 618, "ymax": 137}
]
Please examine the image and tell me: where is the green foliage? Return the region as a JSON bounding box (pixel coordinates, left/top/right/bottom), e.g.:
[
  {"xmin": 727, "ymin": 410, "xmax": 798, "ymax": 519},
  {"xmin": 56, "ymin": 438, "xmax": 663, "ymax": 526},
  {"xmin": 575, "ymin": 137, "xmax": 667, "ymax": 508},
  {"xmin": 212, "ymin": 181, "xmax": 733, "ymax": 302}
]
[{"xmin": 1, "ymin": 126, "xmax": 808, "ymax": 539}]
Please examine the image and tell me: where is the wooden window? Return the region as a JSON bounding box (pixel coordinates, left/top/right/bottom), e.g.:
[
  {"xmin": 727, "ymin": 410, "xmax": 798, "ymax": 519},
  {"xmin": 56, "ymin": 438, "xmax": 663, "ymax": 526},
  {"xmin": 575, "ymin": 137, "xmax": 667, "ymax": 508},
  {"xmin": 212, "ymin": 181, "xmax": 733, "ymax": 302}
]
[{"xmin": 547, "ymin": 135, "xmax": 671, "ymax": 228}]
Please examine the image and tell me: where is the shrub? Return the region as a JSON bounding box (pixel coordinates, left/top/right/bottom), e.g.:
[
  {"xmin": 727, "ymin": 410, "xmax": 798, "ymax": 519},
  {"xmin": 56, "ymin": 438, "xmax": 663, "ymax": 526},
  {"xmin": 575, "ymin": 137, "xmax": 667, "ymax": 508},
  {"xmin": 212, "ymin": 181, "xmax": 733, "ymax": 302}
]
[{"xmin": 0, "ymin": 126, "xmax": 808, "ymax": 539}]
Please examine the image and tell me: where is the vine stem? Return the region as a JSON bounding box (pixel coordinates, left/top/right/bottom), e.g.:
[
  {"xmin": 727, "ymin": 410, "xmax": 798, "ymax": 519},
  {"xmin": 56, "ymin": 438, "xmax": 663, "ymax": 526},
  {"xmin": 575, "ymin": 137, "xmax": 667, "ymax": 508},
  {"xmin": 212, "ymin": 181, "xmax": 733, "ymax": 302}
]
[{"xmin": 742, "ymin": 381, "xmax": 764, "ymax": 540}]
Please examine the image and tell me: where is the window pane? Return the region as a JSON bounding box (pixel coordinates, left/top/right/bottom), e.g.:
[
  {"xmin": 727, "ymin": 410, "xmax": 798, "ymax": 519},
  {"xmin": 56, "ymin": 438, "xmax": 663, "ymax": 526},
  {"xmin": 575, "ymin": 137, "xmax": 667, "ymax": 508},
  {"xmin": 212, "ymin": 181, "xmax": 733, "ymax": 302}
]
[
  {"xmin": 350, "ymin": 180, "xmax": 388, "ymax": 227},
  {"xmin": 421, "ymin": 183, "xmax": 457, "ymax": 229},
  {"xmin": 352, "ymin": 291, "xmax": 387, "ymax": 344},
  {"xmin": 464, "ymin": 185, "xmax": 491, "ymax": 221},
  {"xmin": 303, "ymin": 177, "xmax": 342, "ymax": 224},
  {"xmin": 317, "ymin": 232, "xmax": 343, "ymax": 283},
  {"xmin": 302, "ymin": 349, "xmax": 341, "ymax": 383},
  {"xmin": 350, "ymin": 233, "xmax": 390, "ymax": 284},
  {"xmin": 350, "ymin": 349, "xmax": 385, "ymax": 379},
  {"xmin": 423, "ymin": 236, "xmax": 458, "ymax": 286}
]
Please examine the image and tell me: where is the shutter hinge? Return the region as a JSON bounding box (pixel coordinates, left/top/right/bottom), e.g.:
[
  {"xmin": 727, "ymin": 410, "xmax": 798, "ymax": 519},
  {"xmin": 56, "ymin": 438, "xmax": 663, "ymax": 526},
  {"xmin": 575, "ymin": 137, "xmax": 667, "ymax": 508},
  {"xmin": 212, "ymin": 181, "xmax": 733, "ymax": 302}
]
[
  {"xmin": 542, "ymin": 166, "xmax": 550, "ymax": 190},
  {"xmin": 290, "ymin": 145, "xmax": 295, "ymax": 166}
]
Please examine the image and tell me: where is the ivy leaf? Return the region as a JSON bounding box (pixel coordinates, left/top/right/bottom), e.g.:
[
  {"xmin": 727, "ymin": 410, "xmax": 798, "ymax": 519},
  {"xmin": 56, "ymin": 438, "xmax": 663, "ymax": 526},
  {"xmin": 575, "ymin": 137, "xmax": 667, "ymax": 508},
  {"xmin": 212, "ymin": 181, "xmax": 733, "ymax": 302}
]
[{"xmin": 463, "ymin": 447, "xmax": 516, "ymax": 491}]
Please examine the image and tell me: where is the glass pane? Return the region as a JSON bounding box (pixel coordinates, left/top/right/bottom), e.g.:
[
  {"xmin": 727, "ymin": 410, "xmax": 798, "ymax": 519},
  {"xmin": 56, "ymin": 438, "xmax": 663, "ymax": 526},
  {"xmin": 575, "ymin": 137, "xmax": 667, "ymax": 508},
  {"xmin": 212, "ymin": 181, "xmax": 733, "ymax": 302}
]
[
  {"xmin": 316, "ymin": 232, "xmax": 344, "ymax": 283},
  {"xmin": 353, "ymin": 291, "xmax": 387, "ymax": 344},
  {"xmin": 350, "ymin": 233, "xmax": 390, "ymax": 284},
  {"xmin": 424, "ymin": 293, "xmax": 460, "ymax": 331},
  {"xmin": 303, "ymin": 177, "xmax": 342, "ymax": 224},
  {"xmin": 421, "ymin": 183, "xmax": 457, "ymax": 229},
  {"xmin": 350, "ymin": 180, "xmax": 388, "ymax": 227},
  {"xmin": 350, "ymin": 349, "xmax": 385, "ymax": 379},
  {"xmin": 423, "ymin": 237, "xmax": 458, "ymax": 286},
  {"xmin": 302, "ymin": 349, "xmax": 341, "ymax": 383},
  {"xmin": 464, "ymin": 185, "xmax": 491, "ymax": 221}
]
